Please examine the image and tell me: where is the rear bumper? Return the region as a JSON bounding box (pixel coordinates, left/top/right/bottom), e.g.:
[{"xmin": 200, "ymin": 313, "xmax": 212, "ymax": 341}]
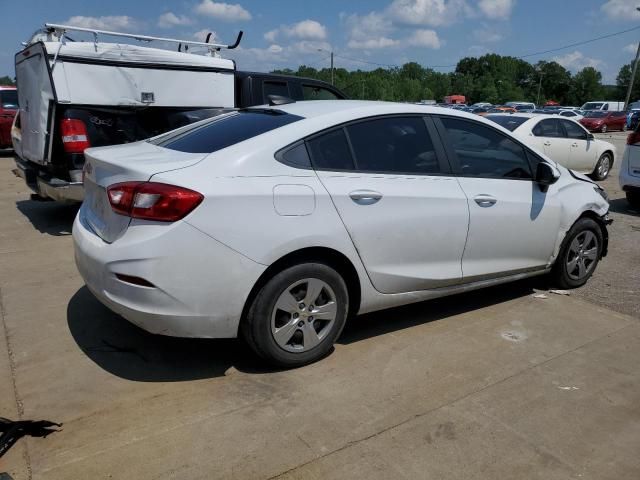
[
  {"xmin": 73, "ymin": 209, "xmax": 266, "ymax": 338},
  {"xmin": 13, "ymin": 156, "xmax": 84, "ymax": 202},
  {"xmin": 619, "ymin": 147, "xmax": 640, "ymax": 190}
]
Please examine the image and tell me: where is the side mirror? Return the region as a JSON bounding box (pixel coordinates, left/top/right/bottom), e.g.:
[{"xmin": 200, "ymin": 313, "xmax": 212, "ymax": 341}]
[
  {"xmin": 535, "ymin": 162, "xmax": 559, "ymax": 188},
  {"xmin": 586, "ymin": 133, "xmax": 594, "ymax": 140}
]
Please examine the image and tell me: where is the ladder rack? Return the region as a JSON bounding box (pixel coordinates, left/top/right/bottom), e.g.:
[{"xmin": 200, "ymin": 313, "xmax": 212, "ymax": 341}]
[{"xmin": 43, "ymin": 23, "xmax": 243, "ymax": 53}]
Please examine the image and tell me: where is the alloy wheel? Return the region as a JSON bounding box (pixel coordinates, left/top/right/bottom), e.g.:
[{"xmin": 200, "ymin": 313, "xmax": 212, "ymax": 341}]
[
  {"xmin": 597, "ymin": 155, "xmax": 611, "ymax": 179},
  {"xmin": 601, "ymin": 124, "xmax": 607, "ymax": 133},
  {"xmin": 270, "ymin": 278, "xmax": 338, "ymax": 353},
  {"xmin": 566, "ymin": 231, "xmax": 599, "ymax": 281}
]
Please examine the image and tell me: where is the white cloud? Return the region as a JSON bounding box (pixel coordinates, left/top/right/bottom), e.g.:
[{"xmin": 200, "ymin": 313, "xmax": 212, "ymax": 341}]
[
  {"xmin": 387, "ymin": 0, "xmax": 471, "ymax": 27},
  {"xmin": 195, "ymin": 0, "xmax": 252, "ymax": 22},
  {"xmin": 472, "ymin": 26, "xmax": 503, "ymax": 42},
  {"xmin": 478, "ymin": 0, "xmax": 514, "ymax": 20},
  {"xmin": 348, "ymin": 37, "xmax": 400, "ymax": 49},
  {"xmin": 263, "ymin": 20, "xmax": 327, "ymax": 42},
  {"xmin": 407, "ymin": 29, "xmax": 441, "ymax": 48},
  {"xmin": 625, "ymin": 43, "xmax": 639, "ymax": 54},
  {"xmin": 226, "ymin": 40, "xmax": 331, "ymax": 70},
  {"xmin": 553, "ymin": 50, "xmax": 602, "ymax": 71},
  {"xmin": 601, "ymin": 0, "xmax": 640, "ymax": 20},
  {"xmin": 157, "ymin": 12, "xmax": 192, "ymax": 28},
  {"xmin": 63, "ymin": 15, "xmax": 138, "ymax": 30}
]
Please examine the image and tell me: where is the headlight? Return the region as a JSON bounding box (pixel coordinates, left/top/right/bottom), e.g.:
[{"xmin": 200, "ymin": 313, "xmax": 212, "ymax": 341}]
[{"xmin": 594, "ymin": 185, "xmax": 608, "ymax": 201}]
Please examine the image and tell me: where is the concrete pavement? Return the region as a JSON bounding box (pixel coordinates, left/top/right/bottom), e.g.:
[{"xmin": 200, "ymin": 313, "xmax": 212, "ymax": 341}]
[{"xmin": 0, "ymin": 154, "xmax": 639, "ymax": 479}]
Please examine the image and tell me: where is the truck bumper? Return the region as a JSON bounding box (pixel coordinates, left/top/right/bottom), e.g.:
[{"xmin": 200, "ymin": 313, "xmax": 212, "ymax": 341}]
[{"xmin": 13, "ymin": 156, "xmax": 84, "ymax": 203}]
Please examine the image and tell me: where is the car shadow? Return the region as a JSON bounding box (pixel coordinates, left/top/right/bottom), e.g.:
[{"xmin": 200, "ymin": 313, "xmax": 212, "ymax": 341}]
[
  {"xmin": 338, "ymin": 278, "xmax": 541, "ymax": 344},
  {"xmin": 68, "ymin": 278, "xmax": 542, "ymax": 382},
  {"xmin": 608, "ymin": 197, "xmax": 640, "ymax": 217},
  {"xmin": 15, "ymin": 199, "xmax": 79, "ymax": 236}
]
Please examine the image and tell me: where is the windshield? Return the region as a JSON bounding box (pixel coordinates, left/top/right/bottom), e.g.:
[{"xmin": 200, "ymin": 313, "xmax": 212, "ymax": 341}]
[
  {"xmin": 152, "ymin": 109, "xmax": 303, "ymax": 153},
  {"xmin": 514, "ymin": 105, "xmax": 532, "ymax": 111},
  {"xmin": 0, "ymin": 90, "xmax": 18, "ymax": 109},
  {"xmin": 582, "ymin": 102, "xmax": 604, "ymax": 110},
  {"xmin": 584, "ymin": 111, "xmax": 607, "ymax": 118},
  {"xmin": 486, "ymin": 115, "xmax": 529, "ymax": 131}
]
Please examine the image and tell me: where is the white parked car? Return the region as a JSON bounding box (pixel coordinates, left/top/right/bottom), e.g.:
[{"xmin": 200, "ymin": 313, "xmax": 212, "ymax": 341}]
[
  {"xmin": 620, "ymin": 128, "xmax": 640, "ymax": 208},
  {"xmin": 486, "ymin": 114, "xmax": 615, "ymax": 180},
  {"xmin": 73, "ymin": 101, "xmax": 611, "ymax": 367},
  {"xmin": 558, "ymin": 109, "xmax": 583, "ymax": 121}
]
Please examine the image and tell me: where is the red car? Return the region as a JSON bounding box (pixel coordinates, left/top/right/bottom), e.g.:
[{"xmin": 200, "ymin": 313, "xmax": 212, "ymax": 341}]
[
  {"xmin": 0, "ymin": 86, "xmax": 18, "ymax": 149},
  {"xmin": 579, "ymin": 110, "xmax": 626, "ymax": 133}
]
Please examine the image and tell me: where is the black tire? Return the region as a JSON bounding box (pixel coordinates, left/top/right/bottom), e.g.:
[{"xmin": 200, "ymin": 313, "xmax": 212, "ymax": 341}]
[
  {"xmin": 626, "ymin": 190, "xmax": 640, "ymax": 208},
  {"xmin": 590, "ymin": 152, "xmax": 612, "ymax": 181},
  {"xmin": 551, "ymin": 217, "xmax": 603, "ymax": 289},
  {"xmin": 241, "ymin": 263, "xmax": 349, "ymax": 368}
]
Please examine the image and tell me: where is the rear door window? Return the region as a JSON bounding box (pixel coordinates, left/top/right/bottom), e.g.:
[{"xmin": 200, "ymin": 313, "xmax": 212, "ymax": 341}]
[
  {"xmin": 532, "ymin": 119, "xmax": 565, "ymax": 138},
  {"xmin": 346, "ymin": 116, "xmax": 441, "ymax": 174},
  {"xmin": 306, "ymin": 129, "xmax": 355, "ymax": 171},
  {"xmin": 153, "ymin": 110, "xmax": 303, "ymax": 153}
]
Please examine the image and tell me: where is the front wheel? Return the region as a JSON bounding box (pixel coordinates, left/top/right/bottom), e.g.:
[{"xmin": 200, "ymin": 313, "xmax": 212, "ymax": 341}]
[
  {"xmin": 591, "ymin": 153, "xmax": 612, "ymax": 181},
  {"xmin": 601, "ymin": 124, "xmax": 608, "ymax": 133},
  {"xmin": 241, "ymin": 263, "xmax": 349, "ymax": 367},
  {"xmin": 551, "ymin": 218, "xmax": 603, "ymax": 289}
]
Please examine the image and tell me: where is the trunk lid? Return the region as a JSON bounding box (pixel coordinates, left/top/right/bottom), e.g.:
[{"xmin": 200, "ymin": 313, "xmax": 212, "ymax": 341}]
[{"xmin": 81, "ymin": 141, "xmax": 207, "ymax": 243}]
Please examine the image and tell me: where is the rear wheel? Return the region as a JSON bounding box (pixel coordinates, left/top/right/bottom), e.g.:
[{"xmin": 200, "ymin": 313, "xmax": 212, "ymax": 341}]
[
  {"xmin": 626, "ymin": 190, "xmax": 640, "ymax": 208},
  {"xmin": 591, "ymin": 152, "xmax": 612, "ymax": 181},
  {"xmin": 242, "ymin": 263, "xmax": 349, "ymax": 367},
  {"xmin": 551, "ymin": 218, "xmax": 602, "ymax": 289}
]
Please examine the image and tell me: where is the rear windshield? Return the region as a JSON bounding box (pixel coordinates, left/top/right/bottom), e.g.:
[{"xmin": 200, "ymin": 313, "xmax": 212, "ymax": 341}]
[
  {"xmin": 486, "ymin": 115, "xmax": 529, "ymax": 131},
  {"xmin": 152, "ymin": 109, "xmax": 303, "ymax": 153},
  {"xmin": 0, "ymin": 90, "xmax": 18, "ymax": 109}
]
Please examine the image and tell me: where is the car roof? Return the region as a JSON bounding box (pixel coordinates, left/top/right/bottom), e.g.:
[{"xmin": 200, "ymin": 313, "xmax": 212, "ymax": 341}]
[{"xmin": 258, "ymin": 100, "xmax": 485, "ymax": 120}]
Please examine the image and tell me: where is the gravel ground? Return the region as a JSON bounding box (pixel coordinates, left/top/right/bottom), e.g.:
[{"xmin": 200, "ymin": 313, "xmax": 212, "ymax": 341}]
[{"xmin": 571, "ymin": 131, "xmax": 640, "ymax": 319}]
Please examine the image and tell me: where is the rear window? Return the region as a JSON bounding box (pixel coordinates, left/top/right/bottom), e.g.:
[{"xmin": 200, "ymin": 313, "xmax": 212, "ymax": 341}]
[
  {"xmin": 0, "ymin": 90, "xmax": 18, "ymax": 109},
  {"xmin": 486, "ymin": 115, "xmax": 529, "ymax": 131},
  {"xmin": 153, "ymin": 110, "xmax": 303, "ymax": 153},
  {"xmin": 584, "ymin": 111, "xmax": 607, "ymax": 118}
]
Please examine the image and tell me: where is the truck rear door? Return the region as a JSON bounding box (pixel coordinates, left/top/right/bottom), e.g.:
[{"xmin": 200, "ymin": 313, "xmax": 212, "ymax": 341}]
[{"xmin": 15, "ymin": 42, "xmax": 55, "ymax": 164}]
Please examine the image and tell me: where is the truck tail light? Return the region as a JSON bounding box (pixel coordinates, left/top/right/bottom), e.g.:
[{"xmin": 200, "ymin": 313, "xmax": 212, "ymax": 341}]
[
  {"xmin": 107, "ymin": 182, "xmax": 203, "ymax": 222},
  {"xmin": 627, "ymin": 130, "xmax": 640, "ymax": 145},
  {"xmin": 60, "ymin": 118, "xmax": 90, "ymax": 153}
]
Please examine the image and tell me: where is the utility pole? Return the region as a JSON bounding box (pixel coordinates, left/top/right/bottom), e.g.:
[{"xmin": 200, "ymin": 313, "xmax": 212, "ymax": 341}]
[
  {"xmin": 624, "ymin": 7, "xmax": 640, "ymax": 110},
  {"xmin": 331, "ymin": 51, "xmax": 334, "ymax": 85},
  {"xmin": 537, "ymin": 71, "xmax": 544, "ymax": 107}
]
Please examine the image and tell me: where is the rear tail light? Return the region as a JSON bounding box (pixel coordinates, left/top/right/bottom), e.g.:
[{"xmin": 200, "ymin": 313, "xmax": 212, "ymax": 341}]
[
  {"xmin": 107, "ymin": 182, "xmax": 203, "ymax": 222},
  {"xmin": 60, "ymin": 118, "xmax": 90, "ymax": 153},
  {"xmin": 627, "ymin": 130, "xmax": 640, "ymax": 145}
]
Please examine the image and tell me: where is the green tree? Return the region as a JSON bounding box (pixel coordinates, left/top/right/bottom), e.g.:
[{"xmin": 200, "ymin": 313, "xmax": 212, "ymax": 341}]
[
  {"xmin": 0, "ymin": 75, "xmax": 15, "ymax": 86},
  {"xmin": 616, "ymin": 62, "xmax": 640, "ymax": 104},
  {"xmin": 569, "ymin": 67, "xmax": 603, "ymax": 106}
]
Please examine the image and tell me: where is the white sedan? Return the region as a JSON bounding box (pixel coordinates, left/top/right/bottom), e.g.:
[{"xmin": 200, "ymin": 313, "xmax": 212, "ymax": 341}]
[
  {"xmin": 74, "ymin": 101, "xmax": 611, "ymax": 367},
  {"xmin": 486, "ymin": 114, "xmax": 615, "ymax": 180}
]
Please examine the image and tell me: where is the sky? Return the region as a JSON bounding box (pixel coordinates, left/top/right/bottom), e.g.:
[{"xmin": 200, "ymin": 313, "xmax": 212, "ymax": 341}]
[{"xmin": 1, "ymin": 0, "xmax": 640, "ymax": 84}]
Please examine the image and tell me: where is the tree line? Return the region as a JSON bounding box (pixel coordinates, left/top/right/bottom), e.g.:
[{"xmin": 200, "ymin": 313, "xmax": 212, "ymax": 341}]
[{"xmin": 274, "ymin": 53, "xmax": 638, "ymax": 106}]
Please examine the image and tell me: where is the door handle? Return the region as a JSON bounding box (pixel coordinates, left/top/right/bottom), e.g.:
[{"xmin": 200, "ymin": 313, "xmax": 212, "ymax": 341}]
[
  {"xmin": 543, "ymin": 141, "xmax": 551, "ymax": 146},
  {"xmin": 473, "ymin": 194, "xmax": 497, "ymax": 207},
  {"xmin": 571, "ymin": 142, "xmax": 578, "ymax": 147},
  {"xmin": 349, "ymin": 190, "xmax": 382, "ymax": 205}
]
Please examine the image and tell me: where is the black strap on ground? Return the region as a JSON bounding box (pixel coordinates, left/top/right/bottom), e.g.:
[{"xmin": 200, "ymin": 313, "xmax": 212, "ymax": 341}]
[{"xmin": 0, "ymin": 417, "xmax": 61, "ymax": 458}]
